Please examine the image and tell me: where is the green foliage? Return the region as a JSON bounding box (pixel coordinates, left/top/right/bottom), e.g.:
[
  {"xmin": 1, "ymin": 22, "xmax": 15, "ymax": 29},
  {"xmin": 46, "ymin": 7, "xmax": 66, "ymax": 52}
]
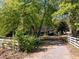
[
  {"xmin": 52, "ymin": 2, "xmax": 76, "ymax": 18},
  {"xmin": 0, "ymin": 0, "xmax": 79, "ymax": 37},
  {"xmin": 51, "ymin": 0, "xmax": 79, "ymax": 36},
  {"xmin": 16, "ymin": 31, "xmax": 41, "ymax": 52},
  {"xmin": 0, "ymin": 0, "xmax": 58, "ymax": 36}
]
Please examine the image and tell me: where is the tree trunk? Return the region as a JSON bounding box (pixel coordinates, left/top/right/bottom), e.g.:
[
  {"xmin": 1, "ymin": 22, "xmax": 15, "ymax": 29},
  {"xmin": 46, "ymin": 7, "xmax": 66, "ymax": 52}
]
[{"xmin": 37, "ymin": 0, "xmax": 47, "ymax": 37}]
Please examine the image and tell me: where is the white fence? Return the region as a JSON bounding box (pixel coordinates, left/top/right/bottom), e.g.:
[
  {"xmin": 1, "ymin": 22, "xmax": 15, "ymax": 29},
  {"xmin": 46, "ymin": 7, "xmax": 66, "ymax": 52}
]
[
  {"xmin": 67, "ymin": 36, "xmax": 79, "ymax": 48},
  {"xmin": 0, "ymin": 37, "xmax": 12, "ymax": 46}
]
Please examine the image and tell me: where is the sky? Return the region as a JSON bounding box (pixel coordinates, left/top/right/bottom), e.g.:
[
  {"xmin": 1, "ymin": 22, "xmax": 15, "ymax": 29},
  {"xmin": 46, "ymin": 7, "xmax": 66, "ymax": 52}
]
[{"xmin": 0, "ymin": 0, "xmax": 4, "ymax": 7}]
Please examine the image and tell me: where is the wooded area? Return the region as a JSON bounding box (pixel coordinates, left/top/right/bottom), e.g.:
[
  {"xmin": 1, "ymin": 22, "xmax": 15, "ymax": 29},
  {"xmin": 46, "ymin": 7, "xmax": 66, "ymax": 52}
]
[{"xmin": 0, "ymin": 0, "xmax": 79, "ymax": 55}]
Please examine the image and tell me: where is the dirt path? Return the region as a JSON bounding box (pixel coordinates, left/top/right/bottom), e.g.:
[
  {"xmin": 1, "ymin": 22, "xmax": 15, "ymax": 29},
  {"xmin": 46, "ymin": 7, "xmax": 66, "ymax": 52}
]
[
  {"xmin": 24, "ymin": 46, "xmax": 71, "ymax": 59},
  {"xmin": 24, "ymin": 40, "xmax": 71, "ymax": 59},
  {"xmin": 67, "ymin": 44, "xmax": 79, "ymax": 59},
  {"xmin": 0, "ymin": 39, "xmax": 79, "ymax": 59}
]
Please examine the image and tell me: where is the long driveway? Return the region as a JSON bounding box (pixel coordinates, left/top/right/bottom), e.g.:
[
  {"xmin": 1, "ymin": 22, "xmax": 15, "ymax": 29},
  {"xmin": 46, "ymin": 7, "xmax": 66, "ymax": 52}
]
[{"xmin": 24, "ymin": 40, "xmax": 71, "ymax": 59}]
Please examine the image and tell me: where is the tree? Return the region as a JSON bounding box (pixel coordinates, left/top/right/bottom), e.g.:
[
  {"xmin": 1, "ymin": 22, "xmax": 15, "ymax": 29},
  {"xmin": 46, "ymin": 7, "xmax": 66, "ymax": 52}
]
[
  {"xmin": 0, "ymin": 0, "xmax": 58, "ymax": 37},
  {"xmin": 57, "ymin": 21, "xmax": 69, "ymax": 35},
  {"xmin": 52, "ymin": 1, "xmax": 77, "ymax": 36},
  {"xmin": 0, "ymin": 0, "xmax": 40, "ymax": 36}
]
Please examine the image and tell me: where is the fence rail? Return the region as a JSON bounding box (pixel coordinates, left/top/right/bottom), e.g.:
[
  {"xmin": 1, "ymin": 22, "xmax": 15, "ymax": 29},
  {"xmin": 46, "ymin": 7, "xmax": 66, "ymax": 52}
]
[
  {"xmin": 0, "ymin": 37, "xmax": 12, "ymax": 47},
  {"xmin": 67, "ymin": 36, "xmax": 79, "ymax": 48}
]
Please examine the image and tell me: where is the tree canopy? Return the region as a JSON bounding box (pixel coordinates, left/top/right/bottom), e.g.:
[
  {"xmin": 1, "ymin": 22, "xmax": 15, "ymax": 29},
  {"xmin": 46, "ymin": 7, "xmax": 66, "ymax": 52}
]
[{"xmin": 0, "ymin": 0, "xmax": 79, "ymax": 36}]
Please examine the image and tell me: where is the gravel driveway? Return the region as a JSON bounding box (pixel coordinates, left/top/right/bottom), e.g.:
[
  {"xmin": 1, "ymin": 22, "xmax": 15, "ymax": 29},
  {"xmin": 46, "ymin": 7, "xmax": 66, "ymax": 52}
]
[
  {"xmin": 1, "ymin": 39, "xmax": 78, "ymax": 59},
  {"xmin": 24, "ymin": 40, "xmax": 71, "ymax": 59}
]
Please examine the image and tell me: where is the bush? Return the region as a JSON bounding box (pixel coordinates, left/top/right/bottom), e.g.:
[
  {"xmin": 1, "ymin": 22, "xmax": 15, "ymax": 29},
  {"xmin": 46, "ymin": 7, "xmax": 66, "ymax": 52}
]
[{"xmin": 16, "ymin": 31, "xmax": 41, "ymax": 52}]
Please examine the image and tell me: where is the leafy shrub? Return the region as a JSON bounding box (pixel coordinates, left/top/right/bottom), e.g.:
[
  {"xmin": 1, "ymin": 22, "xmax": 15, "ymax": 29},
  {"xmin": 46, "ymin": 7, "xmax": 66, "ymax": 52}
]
[{"xmin": 16, "ymin": 31, "xmax": 41, "ymax": 52}]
